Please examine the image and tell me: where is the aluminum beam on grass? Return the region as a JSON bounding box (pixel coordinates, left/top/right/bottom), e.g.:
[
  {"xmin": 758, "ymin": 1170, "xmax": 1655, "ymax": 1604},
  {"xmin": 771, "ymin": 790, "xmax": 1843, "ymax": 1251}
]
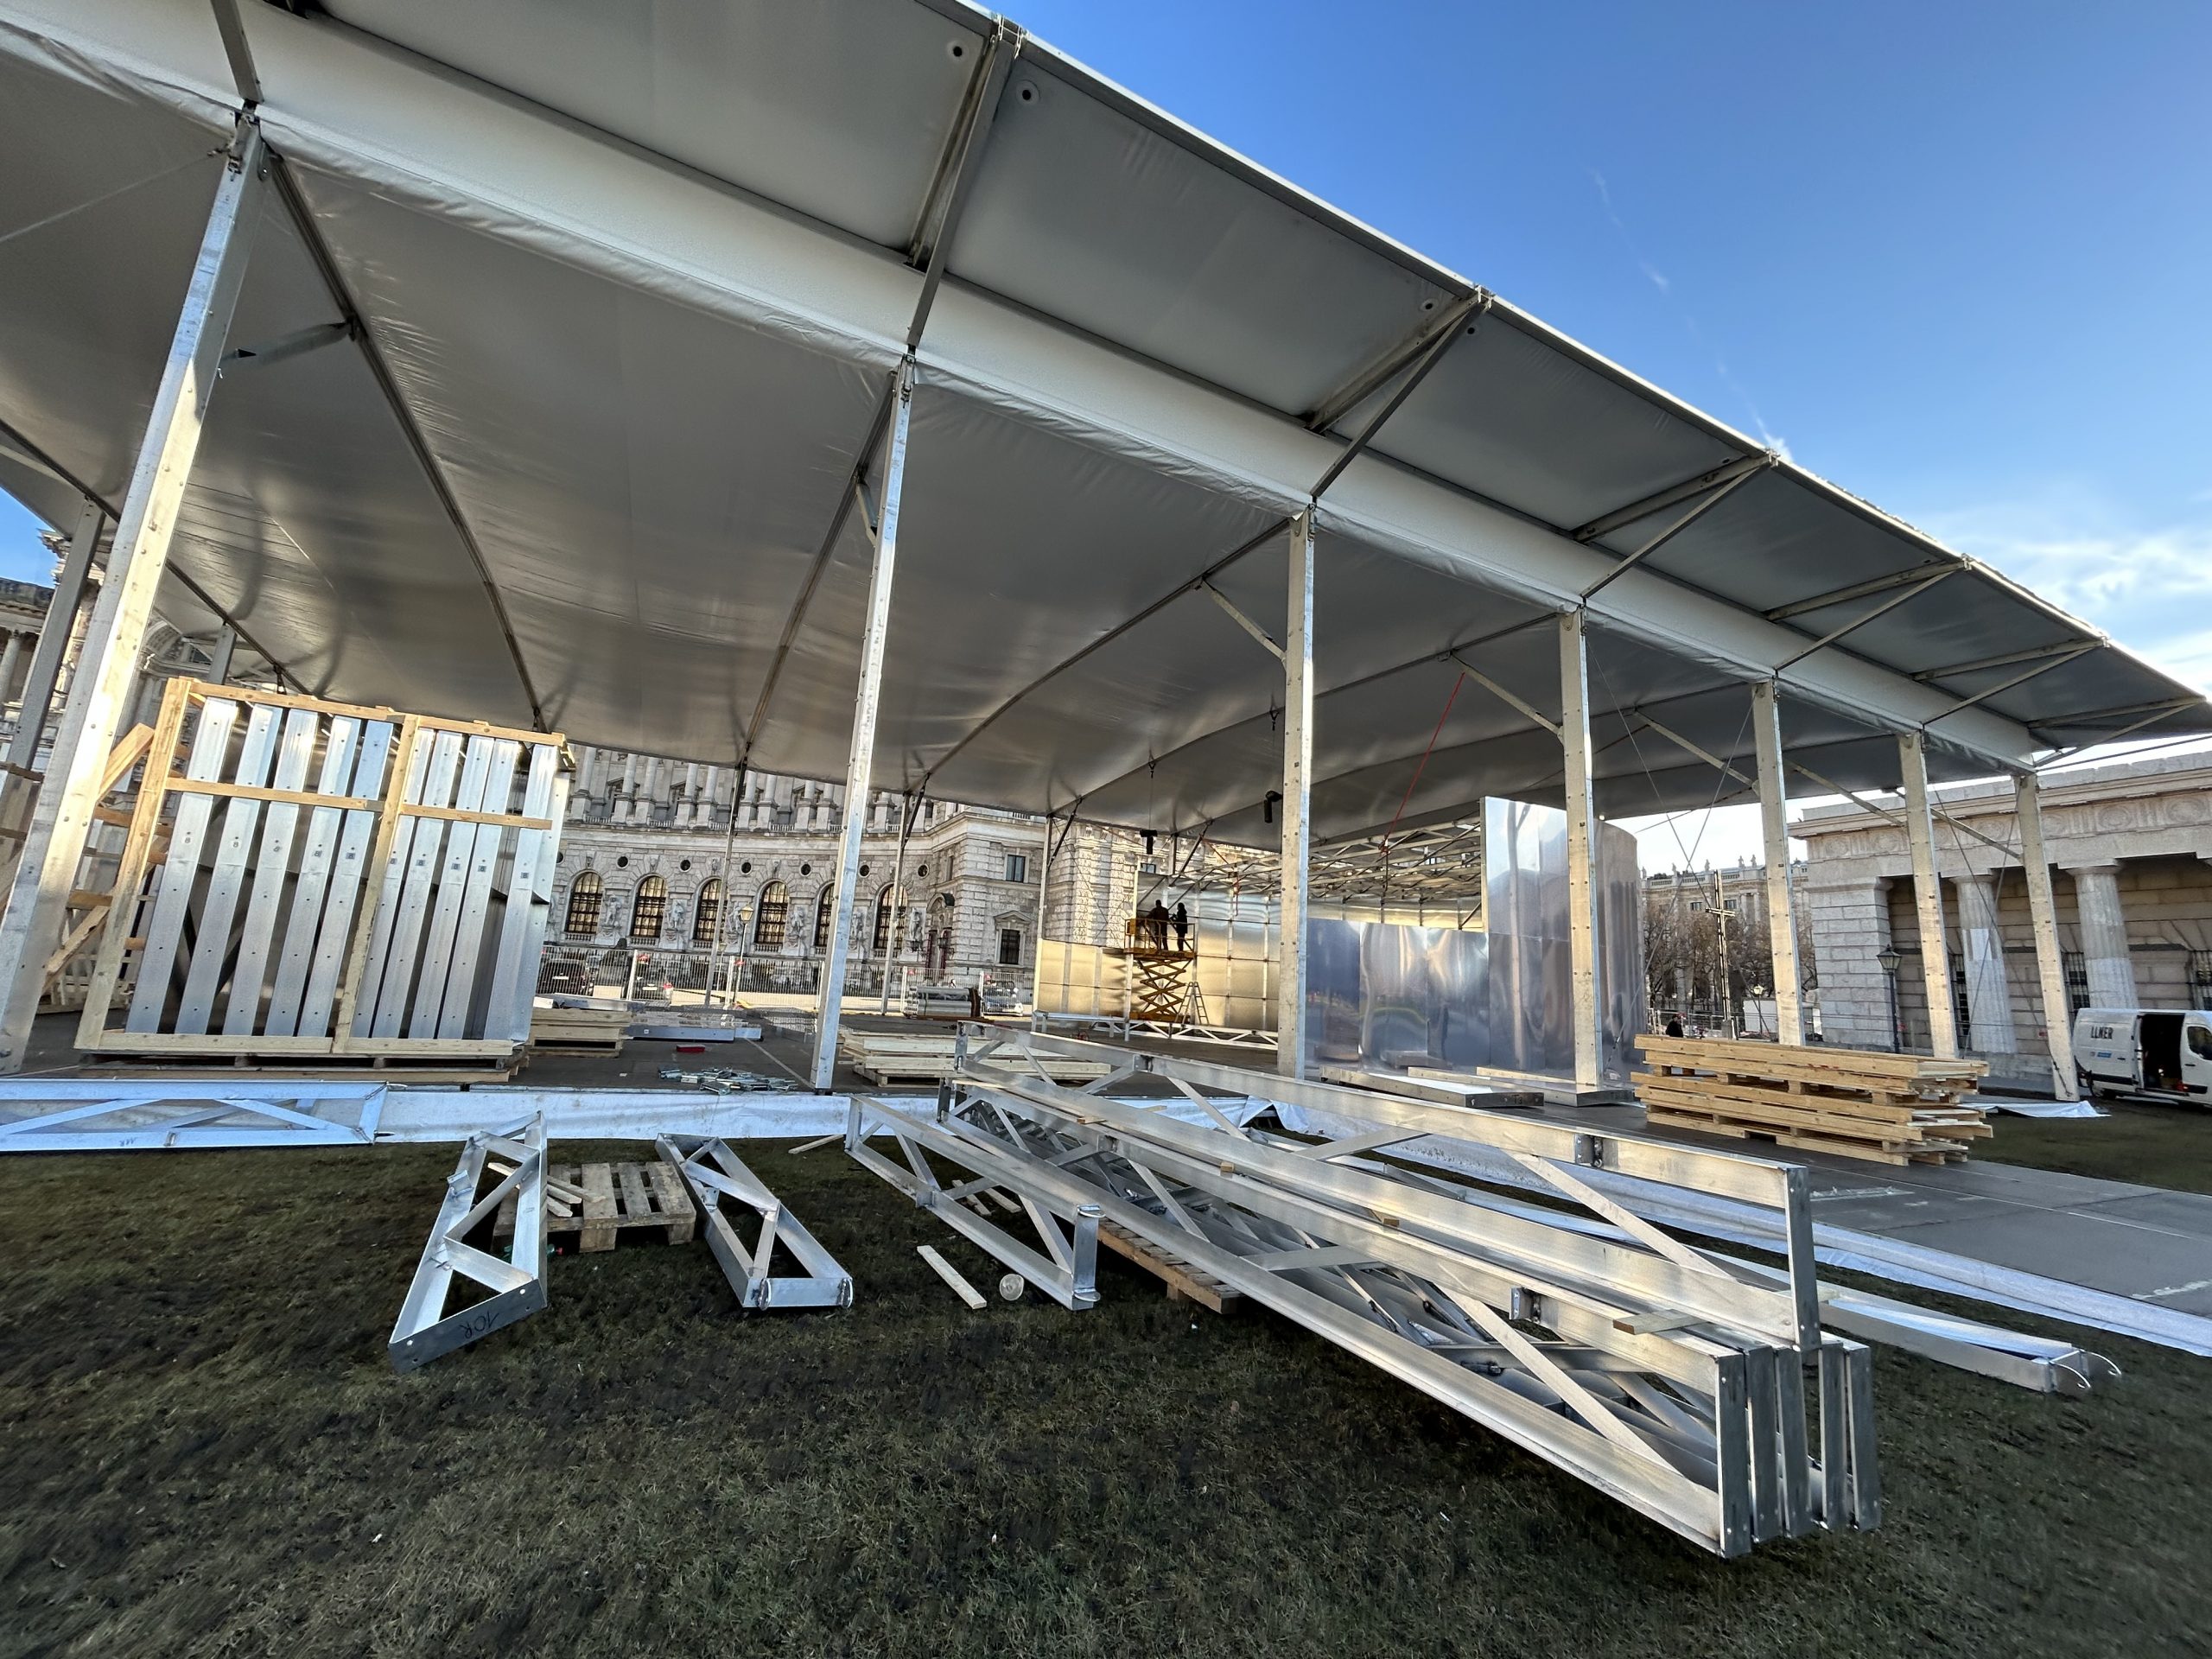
[
  {"xmin": 846, "ymin": 1092, "xmax": 1105, "ymax": 1311},
  {"xmin": 388, "ymin": 1115, "xmax": 548, "ymax": 1372},
  {"xmin": 811, "ymin": 359, "xmax": 915, "ymax": 1092},
  {"xmin": 869, "ymin": 1059, "xmax": 1876, "ymax": 1555},
  {"xmin": 0, "ymin": 124, "xmax": 265, "ymax": 1071},
  {"xmin": 0, "ymin": 1079, "xmax": 383, "ymax": 1151},
  {"xmin": 657, "ymin": 1134, "xmax": 854, "ymax": 1311}
]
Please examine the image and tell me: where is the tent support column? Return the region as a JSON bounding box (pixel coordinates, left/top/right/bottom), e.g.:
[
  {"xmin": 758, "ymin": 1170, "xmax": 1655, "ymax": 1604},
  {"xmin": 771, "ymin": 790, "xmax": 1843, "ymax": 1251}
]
[
  {"xmin": 2014, "ymin": 772, "xmax": 2076, "ymax": 1099},
  {"xmin": 879, "ymin": 790, "xmax": 922, "ymax": 1016},
  {"xmin": 1558, "ymin": 610, "xmax": 1603, "ymax": 1090},
  {"xmin": 0, "ymin": 124, "xmax": 265, "ymax": 1070},
  {"xmin": 3, "ymin": 499, "xmax": 101, "ymax": 787},
  {"xmin": 1751, "ymin": 681, "xmax": 1805, "ymax": 1043},
  {"xmin": 1896, "ymin": 731, "xmax": 1959, "ymax": 1059},
  {"xmin": 1276, "ymin": 510, "xmax": 1314, "ymax": 1077},
  {"xmin": 810, "ymin": 359, "xmax": 914, "ymax": 1090},
  {"xmin": 204, "ymin": 623, "xmax": 237, "ymax": 686}
]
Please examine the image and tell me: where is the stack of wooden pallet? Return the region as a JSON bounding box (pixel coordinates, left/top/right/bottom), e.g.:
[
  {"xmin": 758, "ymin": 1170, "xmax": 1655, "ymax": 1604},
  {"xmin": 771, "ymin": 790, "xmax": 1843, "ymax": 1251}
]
[
  {"xmin": 1639, "ymin": 1035, "xmax": 1990, "ymax": 1166},
  {"xmin": 837, "ymin": 1029, "xmax": 1112, "ymax": 1086},
  {"xmin": 528, "ymin": 1004, "xmax": 630, "ymax": 1055}
]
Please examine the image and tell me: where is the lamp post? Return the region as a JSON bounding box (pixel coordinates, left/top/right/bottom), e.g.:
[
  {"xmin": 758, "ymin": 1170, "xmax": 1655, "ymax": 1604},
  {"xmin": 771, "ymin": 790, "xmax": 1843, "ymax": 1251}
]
[{"xmin": 1877, "ymin": 946, "xmax": 1903, "ymax": 1052}]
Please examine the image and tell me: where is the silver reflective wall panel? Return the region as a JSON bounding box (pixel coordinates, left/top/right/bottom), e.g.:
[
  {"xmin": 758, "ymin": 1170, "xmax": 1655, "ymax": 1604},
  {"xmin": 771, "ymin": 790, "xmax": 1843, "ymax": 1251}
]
[{"xmin": 1304, "ymin": 798, "xmax": 1644, "ymax": 1084}]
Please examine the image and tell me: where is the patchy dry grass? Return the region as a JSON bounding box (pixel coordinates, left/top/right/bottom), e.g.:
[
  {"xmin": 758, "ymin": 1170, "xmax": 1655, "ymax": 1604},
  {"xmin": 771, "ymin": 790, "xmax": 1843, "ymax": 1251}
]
[{"xmin": 3, "ymin": 1137, "xmax": 2209, "ymax": 1658}]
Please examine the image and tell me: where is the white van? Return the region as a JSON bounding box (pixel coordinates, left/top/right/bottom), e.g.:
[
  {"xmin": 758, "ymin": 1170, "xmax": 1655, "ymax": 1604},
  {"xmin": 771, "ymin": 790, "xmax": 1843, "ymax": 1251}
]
[{"xmin": 2072, "ymin": 1007, "xmax": 2212, "ymax": 1103}]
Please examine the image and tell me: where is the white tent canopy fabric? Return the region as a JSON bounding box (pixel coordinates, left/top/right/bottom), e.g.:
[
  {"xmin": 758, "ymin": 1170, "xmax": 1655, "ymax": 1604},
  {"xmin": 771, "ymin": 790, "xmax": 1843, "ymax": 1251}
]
[{"xmin": 0, "ymin": 0, "xmax": 2202, "ymax": 850}]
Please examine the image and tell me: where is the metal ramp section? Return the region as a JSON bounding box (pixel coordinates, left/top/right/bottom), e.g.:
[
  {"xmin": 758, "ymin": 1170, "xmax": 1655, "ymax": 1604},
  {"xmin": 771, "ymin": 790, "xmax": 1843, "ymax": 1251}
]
[
  {"xmin": 656, "ymin": 1135, "xmax": 853, "ymax": 1312},
  {"xmin": 850, "ymin": 1034, "xmax": 1880, "ymax": 1558},
  {"xmin": 0, "ymin": 1078, "xmax": 385, "ymax": 1150},
  {"xmin": 388, "ymin": 1116, "xmax": 548, "ymax": 1372}
]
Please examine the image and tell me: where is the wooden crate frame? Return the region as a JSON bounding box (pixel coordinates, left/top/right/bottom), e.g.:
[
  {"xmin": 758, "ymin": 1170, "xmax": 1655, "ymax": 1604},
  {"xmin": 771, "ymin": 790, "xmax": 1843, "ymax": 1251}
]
[{"xmin": 76, "ymin": 678, "xmax": 566, "ymax": 1063}]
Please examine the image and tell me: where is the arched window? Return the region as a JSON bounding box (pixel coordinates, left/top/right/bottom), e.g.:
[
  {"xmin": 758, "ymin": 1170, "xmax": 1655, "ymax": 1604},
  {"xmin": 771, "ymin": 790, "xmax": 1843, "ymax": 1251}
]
[
  {"xmin": 873, "ymin": 887, "xmax": 894, "ymax": 954},
  {"xmin": 631, "ymin": 874, "xmax": 667, "ymax": 940},
  {"xmin": 753, "ymin": 880, "xmax": 788, "ymax": 949},
  {"xmin": 813, "ymin": 887, "xmax": 836, "ymax": 951},
  {"xmin": 693, "ymin": 878, "xmax": 722, "ymax": 944},
  {"xmin": 563, "ymin": 870, "xmax": 602, "ymax": 936}
]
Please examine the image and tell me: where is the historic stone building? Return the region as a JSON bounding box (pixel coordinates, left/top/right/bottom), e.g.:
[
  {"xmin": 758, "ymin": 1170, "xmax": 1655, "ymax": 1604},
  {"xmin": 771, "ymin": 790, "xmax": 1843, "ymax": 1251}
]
[
  {"xmin": 543, "ymin": 747, "xmax": 1146, "ymax": 999},
  {"xmin": 1796, "ymin": 753, "xmax": 2212, "ymax": 1082}
]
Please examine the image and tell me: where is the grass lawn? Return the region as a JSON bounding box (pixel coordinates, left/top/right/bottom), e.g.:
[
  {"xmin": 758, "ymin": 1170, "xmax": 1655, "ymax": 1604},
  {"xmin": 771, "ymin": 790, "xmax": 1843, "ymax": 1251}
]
[{"xmin": 3, "ymin": 1134, "xmax": 2209, "ymax": 1658}]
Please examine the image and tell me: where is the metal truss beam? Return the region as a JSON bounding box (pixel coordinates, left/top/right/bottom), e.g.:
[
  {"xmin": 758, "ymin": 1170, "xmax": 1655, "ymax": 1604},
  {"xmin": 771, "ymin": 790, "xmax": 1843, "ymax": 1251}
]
[
  {"xmin": 1571, "ymin": 452, "xmax": 1770, "ymax": 544},
  {"xmin": 658, "ymin": 1135, "xmax": 853, "ymax": 1309},
  {"xmin": 1764, "ymin": 563, "xmax": 1952, "ymax": 623},
  {"xmin": 388, "ymin": 1116, "xmax": 548, "ymax": 1370}
]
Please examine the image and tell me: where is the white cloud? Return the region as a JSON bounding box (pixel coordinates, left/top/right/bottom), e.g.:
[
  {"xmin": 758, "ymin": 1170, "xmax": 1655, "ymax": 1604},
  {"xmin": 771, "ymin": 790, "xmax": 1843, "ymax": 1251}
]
[{"xmin": 1915, "ymin": 502, "xmax": 2212, "ymax": 696}]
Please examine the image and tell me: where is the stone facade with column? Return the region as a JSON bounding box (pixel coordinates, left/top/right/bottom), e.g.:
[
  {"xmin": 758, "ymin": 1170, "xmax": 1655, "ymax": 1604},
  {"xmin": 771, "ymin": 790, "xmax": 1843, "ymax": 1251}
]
[
  {"xmin": 541, "ymin": 746, "xmax": 1139, "ymax": 1001},
  {"xmin": 1796, "ymin": 753, "xmax": 2212, "ymax": 1082}
]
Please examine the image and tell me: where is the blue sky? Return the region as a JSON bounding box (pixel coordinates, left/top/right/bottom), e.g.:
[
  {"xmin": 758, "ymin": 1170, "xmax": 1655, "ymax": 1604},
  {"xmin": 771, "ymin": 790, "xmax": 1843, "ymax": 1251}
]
[
  {"xmin": 1003, "ymin": 0, "xmax": 2212, "ymax": 866},
  {"xmin": 3, "ymin": 2, "xmax": 2204, "ymax": 864}
]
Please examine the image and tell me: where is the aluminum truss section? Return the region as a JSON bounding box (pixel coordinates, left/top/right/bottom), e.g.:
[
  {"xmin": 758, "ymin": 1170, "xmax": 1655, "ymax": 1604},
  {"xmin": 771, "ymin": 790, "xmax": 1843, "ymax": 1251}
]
[
  {"xmin": 656, "ymin": 1135, "xmax": 853, "ymax": 1312},
  {"xmin": 0, "ymin": 1079, "xmax": 385, "ymax": 1150},
  {"xmin": 846, "ymin": 1096, "xmax": 1104, "ymax": 1312},
  {"xmin": 388, "ymin": 1116, "xmax": 548, "ymax": 1372},
  {"xmin": 857, "ymin": 1060, "xmax": 1877, "ymax": 1555}
]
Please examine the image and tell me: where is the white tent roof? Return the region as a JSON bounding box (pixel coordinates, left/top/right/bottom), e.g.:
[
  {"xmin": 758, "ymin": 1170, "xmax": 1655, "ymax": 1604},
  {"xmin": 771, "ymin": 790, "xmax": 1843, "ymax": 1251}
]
[{"xmin": 0, "ymin": 0, "xmax": 2202, "ymax": 848}]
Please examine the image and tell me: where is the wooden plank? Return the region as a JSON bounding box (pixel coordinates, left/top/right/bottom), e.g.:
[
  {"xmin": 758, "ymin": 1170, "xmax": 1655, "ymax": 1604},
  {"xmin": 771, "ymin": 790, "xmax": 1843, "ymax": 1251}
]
[
  {"xmin": 112, "ymin": 689, "xmax": 233, "ymax": 1039},
  {"xmin": 178, "ymin": 677, "xmax": 549, "ymax": 747},
  {"xmin": 365, "ymin": 728, "xmax": 460, "ymax": 1039},
  {"xmin": 263, "ymin": 715, "xmax": 362, "ymax": 1037},
  {"xmin": 645, "ymin": 1160, "xmax": 696, "ymax": 1245},
  {"xmin": 174, "ymin": 703, "xmax": 282, "ymax": 1033},
  {"xmin": 917, "ymin": 1243, "xmax": 988, "ymax": 1309},
  {"xmin": 221, "ymin": 707, "xmax": 320, "ymax": 1036},
  {"xmin": 297, "ymin": 719, "xmax": 397, "ymax": 1039},
  {"xmin": 579, "ymin": 1163, "xmax": 619, "ymax": 1253},
  {"xmin": 1640, "ymin": 1082, "xmax": 1986, "ymax": 1146}
]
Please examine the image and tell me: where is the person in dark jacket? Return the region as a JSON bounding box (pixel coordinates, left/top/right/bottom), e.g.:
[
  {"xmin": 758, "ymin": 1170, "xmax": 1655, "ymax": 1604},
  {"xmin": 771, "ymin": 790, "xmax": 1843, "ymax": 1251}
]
[
  {"xmin": 1664, "ymin": 1014, "xmax": 1685, "ymax": 1039},
  {"xmin": 1172, "ymin": 901, "xmax": 1190, "ymax": 953}
]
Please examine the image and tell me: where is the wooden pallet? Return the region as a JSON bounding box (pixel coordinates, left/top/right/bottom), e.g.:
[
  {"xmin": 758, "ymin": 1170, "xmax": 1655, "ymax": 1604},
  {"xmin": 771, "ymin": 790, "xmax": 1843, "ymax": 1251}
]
[
  {"xmin": 1637, "ymin": 1033, "xmax": 1989, "ymax": 1166},
  {"xmin": 837, "ymin": 1031, "xmax": 1112, "ymax": 1086},
  {"xmin": 529, "ymin": 1007, "xmax": 630, "ymax": 1056},
  {"xmin": 496, "ymin": 1160, "xmax": 696, "ymax": 1251},
  {"xmin": 1097, "ymin": 1217, "xmax": 1239, "ymax": 1313}
]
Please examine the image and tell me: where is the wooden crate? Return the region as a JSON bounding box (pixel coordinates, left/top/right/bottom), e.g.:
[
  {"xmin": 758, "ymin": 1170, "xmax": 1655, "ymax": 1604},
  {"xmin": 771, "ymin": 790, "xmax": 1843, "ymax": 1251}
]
[
  {"xmin": 74, "ymin": 679, "xmax": 565, "ymax": 1066},
  {"xmin": 497, "ymin": 1160, "xmax": 696, "ymax": 1251},
  {"xmin": 836, "ymin": 1030, "xmax": 1113, "ymax": 1086},
  {"xmin": 1637, "ymin": 1034, "xmax": 1990, "ymax": 1166}
]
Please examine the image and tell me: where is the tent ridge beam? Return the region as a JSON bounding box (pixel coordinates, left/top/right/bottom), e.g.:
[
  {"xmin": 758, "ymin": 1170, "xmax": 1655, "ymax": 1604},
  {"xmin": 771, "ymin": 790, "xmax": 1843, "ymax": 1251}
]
[
  {"xmin": 1304, "ymin": 290, "xmax": 1485, "ymax": 434},
  {"xmin": 1571, "ymin": 451, "xmax": 1771, "ymax": 544},
  {"xmin": 1764, "ymin": 563, "xmax": 1952, "ymax": 623},
  {"xmin": 905, "ymin": 22, "xmax": 1020, "ymax": 350},
  {"xmin": 264, "ymin": 153, "xmax": 546, "ymax": 729}
]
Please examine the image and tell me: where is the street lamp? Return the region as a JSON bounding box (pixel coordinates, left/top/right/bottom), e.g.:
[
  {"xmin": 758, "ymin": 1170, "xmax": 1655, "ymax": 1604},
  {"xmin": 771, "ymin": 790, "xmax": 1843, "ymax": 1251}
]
[{"xmin": 1876, "ymin": 946, "xmax": 1903, "ymax": 1052}]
